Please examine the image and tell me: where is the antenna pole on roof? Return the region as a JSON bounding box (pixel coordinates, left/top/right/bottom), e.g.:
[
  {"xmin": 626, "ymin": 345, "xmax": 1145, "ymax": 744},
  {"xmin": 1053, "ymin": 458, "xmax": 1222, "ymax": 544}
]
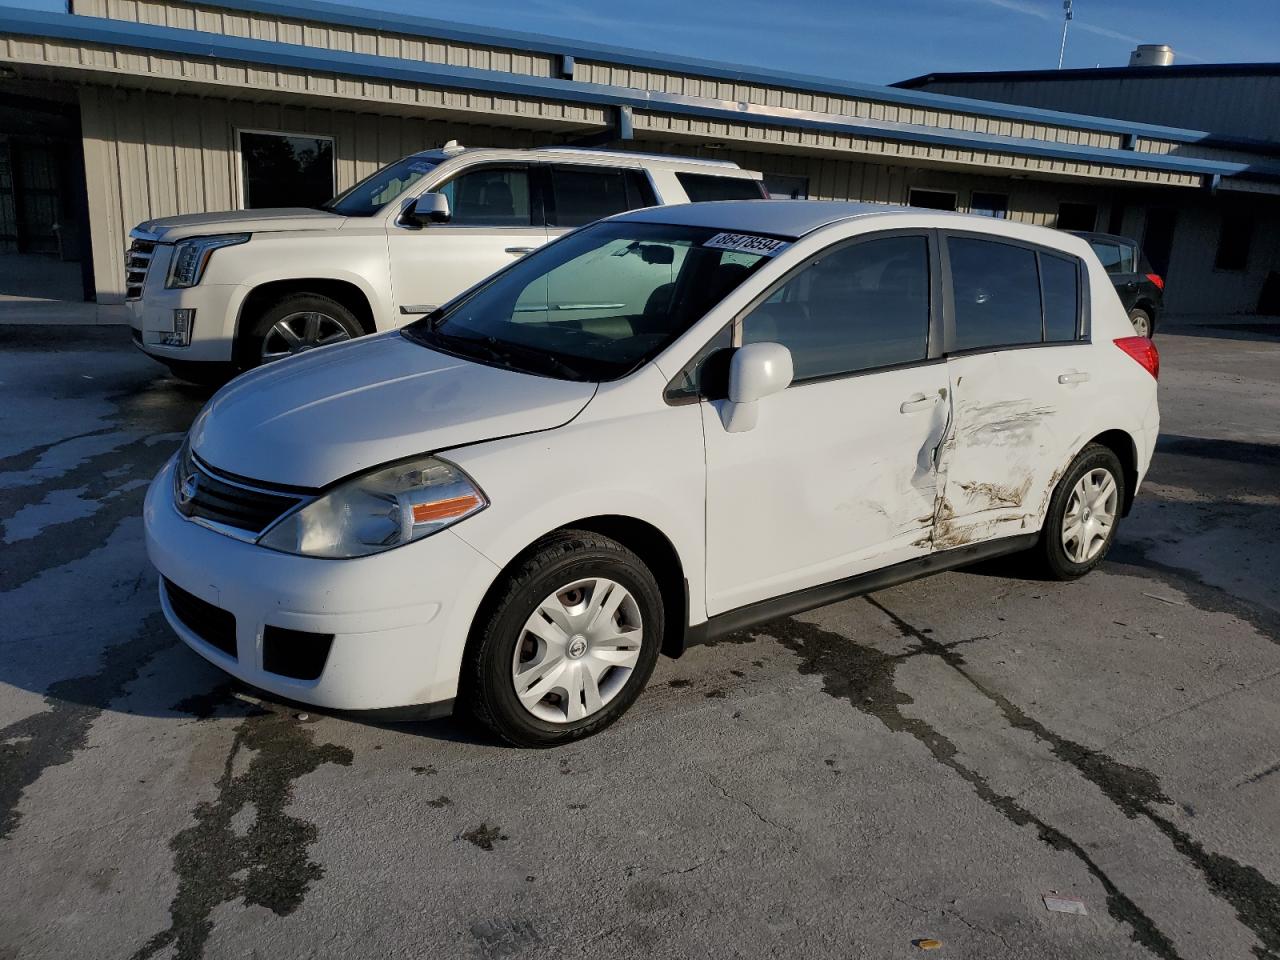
[{"xmin": 1058, "ymin": 0, "xmax": 1073, "ymax": 69}]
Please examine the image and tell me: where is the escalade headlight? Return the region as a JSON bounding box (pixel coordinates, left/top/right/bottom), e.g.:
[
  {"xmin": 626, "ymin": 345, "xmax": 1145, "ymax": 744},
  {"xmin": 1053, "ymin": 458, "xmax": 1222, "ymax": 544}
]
[
  {"xmin": 258, "ymin": 456, "xmax": 487, "ymax": 559},
  {"xmin": 166, "ymin": 234, "xmax": 249, "ymax": 289}
]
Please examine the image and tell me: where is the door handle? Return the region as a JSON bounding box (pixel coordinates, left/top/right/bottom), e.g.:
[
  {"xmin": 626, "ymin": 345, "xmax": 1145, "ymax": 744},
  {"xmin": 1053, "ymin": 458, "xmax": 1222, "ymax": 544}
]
[
  {"xmin": 1058, "ymin": 371, "xmax": 1091, "ymax": 385},
  {"xmin": 899, "ymin": 393, "xmax": 940, "ymax": 414},
  {"xmin": 505, "ymin": 246, "xmax": 536, "ymax": 255}
]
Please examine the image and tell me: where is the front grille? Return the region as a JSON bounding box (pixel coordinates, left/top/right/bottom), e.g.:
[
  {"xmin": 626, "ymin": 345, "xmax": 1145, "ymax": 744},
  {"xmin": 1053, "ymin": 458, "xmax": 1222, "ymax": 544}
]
[
  {"xmin": 176, "ymin": 449, "xmax": 307, "ymax": 535},
  {"xmin": 163, "ymin": 578, "xmax": 237, "ymax": 659},
  {"xmin": 263, "ymin": 626, "xmax": 334, "ymax": 681},
  {"xmin": 125, "ymin": 238, "xmax": 156, "ymax": 300}
]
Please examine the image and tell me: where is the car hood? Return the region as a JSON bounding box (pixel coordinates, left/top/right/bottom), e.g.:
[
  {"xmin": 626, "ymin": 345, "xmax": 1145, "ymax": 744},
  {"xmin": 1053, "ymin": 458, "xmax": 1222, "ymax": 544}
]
[
  {"xmin": 188, "ymin": 333, "xmax": 597, "ymax": 488},
  {"xmin": 133, "ymin": 208, "xmax": 346, "ymax": 242}
]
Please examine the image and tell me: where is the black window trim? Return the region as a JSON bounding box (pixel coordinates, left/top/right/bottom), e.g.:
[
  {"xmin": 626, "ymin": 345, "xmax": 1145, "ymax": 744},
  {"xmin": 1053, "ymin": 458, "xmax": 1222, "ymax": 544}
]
[
  {"xmin": 939, "ymin": 229, "xmax": 1091, "ymax": 359},
  {"xmin": 664, "ymin": 228, "xmax": 944, "ymax": 402},
  {"xmin": 410, "ymin": 161, "xmax": 545, "ymax": 230}
]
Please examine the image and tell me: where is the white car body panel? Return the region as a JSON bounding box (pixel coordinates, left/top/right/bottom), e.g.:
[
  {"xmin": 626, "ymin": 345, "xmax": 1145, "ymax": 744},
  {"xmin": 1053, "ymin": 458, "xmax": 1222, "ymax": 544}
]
[{"xmin": 143, "ymin": 201, "xmax": 1159, "ymax": 715}]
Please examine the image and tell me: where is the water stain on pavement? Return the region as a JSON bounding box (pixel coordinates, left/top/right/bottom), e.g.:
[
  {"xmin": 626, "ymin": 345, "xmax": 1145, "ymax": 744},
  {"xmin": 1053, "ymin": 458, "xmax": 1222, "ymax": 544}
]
[
  {"xmin": 0, "ymin": 613, "xmax": 173, "ymax": 840},
  {"xmin": 129, "ymin": 708, "xmax": 353, "ymax": 960}
]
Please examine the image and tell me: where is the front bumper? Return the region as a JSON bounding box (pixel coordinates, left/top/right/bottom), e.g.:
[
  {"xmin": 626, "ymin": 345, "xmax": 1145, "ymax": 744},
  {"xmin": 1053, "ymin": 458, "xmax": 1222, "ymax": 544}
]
[
  {"xmin": 144, "ymin": 457, "xmax": 502, "ymax": 711},
  {"xmin": 129, "ymin": 282, "xmax": 243, "ymax": 364}
]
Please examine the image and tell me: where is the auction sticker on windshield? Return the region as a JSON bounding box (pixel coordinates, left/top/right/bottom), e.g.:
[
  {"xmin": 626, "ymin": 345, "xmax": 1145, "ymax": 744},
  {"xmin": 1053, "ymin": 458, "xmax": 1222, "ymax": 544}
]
[{"xmin": 704, "ymin": 232, "xmax": 789, "ymax": 257}]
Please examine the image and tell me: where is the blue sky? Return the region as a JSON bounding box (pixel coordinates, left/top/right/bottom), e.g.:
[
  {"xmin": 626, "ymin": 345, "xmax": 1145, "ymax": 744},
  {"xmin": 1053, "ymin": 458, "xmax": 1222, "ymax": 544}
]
[{"xmin": 10, "ymin": 0, "xmax": 1279, "ymax": 84}]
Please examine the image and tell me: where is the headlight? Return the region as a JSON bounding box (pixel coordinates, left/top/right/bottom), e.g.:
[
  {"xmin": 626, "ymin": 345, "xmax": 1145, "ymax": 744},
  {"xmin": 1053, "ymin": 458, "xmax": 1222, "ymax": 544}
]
[
  {"xmin": 166, "ymin": 234, "xmax": 249, "ymax": 288},
  {"xmin": 258, "ymin": 456, "xmax": 487, "ymax": 559}
]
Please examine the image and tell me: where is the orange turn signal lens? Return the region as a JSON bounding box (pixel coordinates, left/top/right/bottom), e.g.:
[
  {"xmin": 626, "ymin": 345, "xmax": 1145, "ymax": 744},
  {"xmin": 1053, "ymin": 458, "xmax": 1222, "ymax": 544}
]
[{"xmin": 411, "ymin": 494, "xmax": 482, "ymax": 524}]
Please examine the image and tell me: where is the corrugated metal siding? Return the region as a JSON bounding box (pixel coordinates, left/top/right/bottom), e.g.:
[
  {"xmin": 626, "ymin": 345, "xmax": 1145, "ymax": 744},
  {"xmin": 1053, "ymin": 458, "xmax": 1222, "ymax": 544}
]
[
  {"xmin": 73, "ymin": 0, "xmax": 559, "ymax": 78},
  {"xmin": 909, "ymin": 77, "xmax": 1280, "ymax": 144},
  {"xmin": 78, "ymin": 86, "xmax": 564, "ymax": 302}
]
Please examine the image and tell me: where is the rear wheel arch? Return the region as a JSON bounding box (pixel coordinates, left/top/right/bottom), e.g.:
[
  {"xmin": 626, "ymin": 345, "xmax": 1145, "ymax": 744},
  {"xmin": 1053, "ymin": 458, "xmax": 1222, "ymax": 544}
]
[{"xmin": 1085, "ymin": 429, "xmax": 1139, "ymax": 516}]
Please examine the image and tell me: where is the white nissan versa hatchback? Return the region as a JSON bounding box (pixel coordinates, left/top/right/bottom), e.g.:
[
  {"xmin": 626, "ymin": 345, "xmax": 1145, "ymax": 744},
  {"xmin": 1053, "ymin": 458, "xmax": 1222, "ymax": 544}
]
[{"xmin": 145, "ymin": 201, "xmax": 1160, "ymax": 747}]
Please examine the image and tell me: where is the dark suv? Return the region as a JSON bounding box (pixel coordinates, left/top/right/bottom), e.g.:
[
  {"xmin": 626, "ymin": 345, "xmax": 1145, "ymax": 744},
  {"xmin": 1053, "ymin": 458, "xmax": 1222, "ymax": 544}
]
[{"xmin": 1069, "ymin": 231, "xmax": 1164, "ymax": 337}]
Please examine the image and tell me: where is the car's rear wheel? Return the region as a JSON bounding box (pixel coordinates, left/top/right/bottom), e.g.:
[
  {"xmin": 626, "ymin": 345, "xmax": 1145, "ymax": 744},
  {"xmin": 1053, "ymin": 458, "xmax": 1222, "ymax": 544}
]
[
  {"xmin": 465, "ymin": 531, "xmax": 663, "ymax": 747},
  {"xmin": 1128, "ymin": 306, "xmax": 1154, "ymax": 338},
  {"xmin": 240, "ymin": 292, "xmax": 364, "ymax": 369},
  {"xmin": 1034, "ymin": 443, "xmax": 1125, "ymax": 580}
]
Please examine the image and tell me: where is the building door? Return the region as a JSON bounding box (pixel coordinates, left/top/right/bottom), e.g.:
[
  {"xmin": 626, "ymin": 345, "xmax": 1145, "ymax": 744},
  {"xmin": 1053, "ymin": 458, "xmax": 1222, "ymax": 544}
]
[{"xmin": 1142, "ymin": 207, "xmax": 1178, "ymax": 278}]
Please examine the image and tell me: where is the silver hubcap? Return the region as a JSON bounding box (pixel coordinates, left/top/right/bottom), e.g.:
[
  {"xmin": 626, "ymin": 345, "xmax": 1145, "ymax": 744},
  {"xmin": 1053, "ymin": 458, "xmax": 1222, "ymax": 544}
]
[
  {"xmin": 512, "ymin": 577, "xmax": 644, "ymax": 724},
  {"xmin": 261, "ymin": 311, "xmax": 352, "ymax": 362},
  {"xmin": 1062, "ymin": 467, "xmax": 1118, "ymax": 563},
  {"xmin": 1131, "ymin": 314, "xmax": 1151, "ymax": 338}
]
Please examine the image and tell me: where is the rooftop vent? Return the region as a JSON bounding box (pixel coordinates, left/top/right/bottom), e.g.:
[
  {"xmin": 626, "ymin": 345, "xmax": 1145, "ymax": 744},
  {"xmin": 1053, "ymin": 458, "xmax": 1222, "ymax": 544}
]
[{"xmin": 1129, "ymin": 44, "xmax": 1175, "ymax": 67}]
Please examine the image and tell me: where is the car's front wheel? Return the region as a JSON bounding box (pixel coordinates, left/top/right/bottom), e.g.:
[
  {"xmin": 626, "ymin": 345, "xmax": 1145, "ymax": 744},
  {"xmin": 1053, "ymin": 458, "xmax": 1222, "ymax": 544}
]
[
  {"xmin": 240, "ymin": 292, "xmax": 364, "ymax": 369},
  {"xmin": 465, "ymin": 531, "xmax": 663, "ymax": 747},
  {"xmin": 1034, "ymin": 443, "xmax": 1125, "ymax": 580}
]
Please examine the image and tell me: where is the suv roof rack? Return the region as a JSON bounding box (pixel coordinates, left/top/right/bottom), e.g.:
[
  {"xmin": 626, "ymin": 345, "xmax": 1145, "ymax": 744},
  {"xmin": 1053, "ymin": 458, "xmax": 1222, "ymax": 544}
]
[{"xmin": 532, "ymin": 147, "xmax": 740, "ymax": 169}]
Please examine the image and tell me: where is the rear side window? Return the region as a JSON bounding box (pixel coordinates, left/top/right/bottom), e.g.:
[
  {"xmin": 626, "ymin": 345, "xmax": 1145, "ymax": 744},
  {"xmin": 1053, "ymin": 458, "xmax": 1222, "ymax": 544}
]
[
  {"xmin": 676, "ymin": 173, "xmax": 766, "ymax": 202},
  {"xmin": 741, "ymin": 235, "xmax": 931, "ymax": 381},
  {"xmin": 1089, "ymin": 240, "xmax": 1135, "ymax": 275},
  {"xmin": 1040, "ymin": 253, "xmax": 1080, "ymax": 342},
  {"xmin": 949, "ymin": 238, "xmax": 1042, "ymax": 351},
  {"xmin": 549, "ymin": 166, "xmax": 656, "ymax": 227}
]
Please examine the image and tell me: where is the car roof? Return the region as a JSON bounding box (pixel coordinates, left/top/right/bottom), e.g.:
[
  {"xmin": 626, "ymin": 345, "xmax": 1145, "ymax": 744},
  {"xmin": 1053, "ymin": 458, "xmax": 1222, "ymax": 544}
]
[
  {"xmin": 408, "ymin": 145, "xmax": 751, "ymax": 174},
  {"xmin": 616, "ymin": 199, "xmax": 1058, "ymax": 240}
]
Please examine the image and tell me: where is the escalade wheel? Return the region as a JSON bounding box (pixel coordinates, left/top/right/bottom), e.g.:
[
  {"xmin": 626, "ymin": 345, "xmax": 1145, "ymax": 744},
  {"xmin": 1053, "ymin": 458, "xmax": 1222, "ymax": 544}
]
[
  {"xmin": 1035, "ymin": 443, "xmax": 1125, "ymax": 580},
  {"xmin": 242, "ymin": 293, "xmax": 364, "ymax": 368},
  {"xmin": 465, "ymin": 531, "xmax": 663, "ymax": 748}
]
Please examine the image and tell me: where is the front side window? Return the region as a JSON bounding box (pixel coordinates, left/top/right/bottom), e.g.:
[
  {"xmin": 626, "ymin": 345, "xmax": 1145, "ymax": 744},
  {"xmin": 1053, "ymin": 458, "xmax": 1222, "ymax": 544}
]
[
  {"xmin": 676, "ymin": 172, "xmax": 767, "ymax": 202},
  {"xmin": 549, "ymin": 166, "xmax": 653, "ymax": 227},
  {"xmin": 742, "ymin": 235, "xmax": 931, "ymax": 381},
  {"xmin": 323, "ymin": 154, "xmax": 439, "ymax": 217},
  {"xmin": 949, "ymin": 237, "xmax": 1042, "ymax": 351},
  {"xmin": 437, "ymin": 166, "xmax": 533, "ymax": 227},
  {"xmin": 405, "ymin": 222, "xmax": 779, "ymax": 381},
  {"xmin": 239, "ymin": 131, "xmax": 334, "ymax": 210}
]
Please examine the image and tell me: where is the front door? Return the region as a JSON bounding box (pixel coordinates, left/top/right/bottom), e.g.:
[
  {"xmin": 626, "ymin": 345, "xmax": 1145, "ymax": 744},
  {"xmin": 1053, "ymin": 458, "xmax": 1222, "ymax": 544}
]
[
  {"xmin": 388, "ymin": 164, "xmax": 548, "ymax": 321},
  {"xmin": 702, "ymin": 232, "xmax": 949, "ymax": 615},
  {"xmin": 937, "ymin": 233, "xmax": 1093, "ymax": 548}
]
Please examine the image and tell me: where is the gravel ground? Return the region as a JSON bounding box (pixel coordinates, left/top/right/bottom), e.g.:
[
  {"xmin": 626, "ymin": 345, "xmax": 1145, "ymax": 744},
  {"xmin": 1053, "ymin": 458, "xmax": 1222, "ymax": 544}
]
[{"xmin": 1, "ymin": 323, "xmax": 1278, "ymax": 960}]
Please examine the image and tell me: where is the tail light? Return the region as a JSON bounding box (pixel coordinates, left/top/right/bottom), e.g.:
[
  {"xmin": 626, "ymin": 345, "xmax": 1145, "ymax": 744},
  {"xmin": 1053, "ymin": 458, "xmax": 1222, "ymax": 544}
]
[
  {"xmin": 1145, "ymin": 272, "xmax": 1164, "ymax": 290},
  {"xmin": 1115, "ymin": 336, "xmax": 1159, "ymax": 379}
]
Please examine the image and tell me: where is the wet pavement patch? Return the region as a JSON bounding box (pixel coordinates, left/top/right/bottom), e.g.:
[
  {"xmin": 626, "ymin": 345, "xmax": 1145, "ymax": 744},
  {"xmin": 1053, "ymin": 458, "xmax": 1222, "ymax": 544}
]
[
  {"xmin": 462, "ymin": 823, "xmax": 507, "ymax": 851},
  {"xmin": 0, "ymin": 613, "xmax": 173, "ymax": 840},
  {"xmin": 129, "ymin": 709, "xmax": 353, "ymax": 960}
]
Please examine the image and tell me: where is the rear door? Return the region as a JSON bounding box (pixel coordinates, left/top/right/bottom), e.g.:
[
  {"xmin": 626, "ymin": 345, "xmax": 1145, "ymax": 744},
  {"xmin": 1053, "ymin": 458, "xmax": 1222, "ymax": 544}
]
[
  {"xmin": 544, "ymin": 164, "xmax": 657, "ymax": 242},
  {"xmin": 387, "ymin": 163, "xmax": 548, "ymax": 319},
  {"xmin": 701, "ymin": 231, "xmax": 950, "ymax": 614},
  {"xmin": 937, "ymin": 233, "xmax": 1094, "ymax": 549}
]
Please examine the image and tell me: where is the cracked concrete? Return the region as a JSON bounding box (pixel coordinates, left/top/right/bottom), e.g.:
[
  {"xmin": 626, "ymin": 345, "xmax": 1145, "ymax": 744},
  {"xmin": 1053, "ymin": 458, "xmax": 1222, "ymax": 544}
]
[{"xmin": 1, "ymin": 324, "xmax": 1279, "ymax": 960}]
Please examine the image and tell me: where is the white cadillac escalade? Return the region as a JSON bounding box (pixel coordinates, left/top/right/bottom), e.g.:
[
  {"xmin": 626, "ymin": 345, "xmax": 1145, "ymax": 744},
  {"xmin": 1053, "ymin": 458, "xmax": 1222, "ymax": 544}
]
[{"xmin": 125, "ymin": 144, "xmax": 766, "ymax": 381}]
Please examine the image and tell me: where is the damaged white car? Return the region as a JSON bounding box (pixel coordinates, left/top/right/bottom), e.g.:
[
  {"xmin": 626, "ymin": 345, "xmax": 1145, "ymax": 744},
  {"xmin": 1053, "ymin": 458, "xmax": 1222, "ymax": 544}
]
[{"xmin": 145, "ymin": 200, "xmax": 1160, "ymax": 747}]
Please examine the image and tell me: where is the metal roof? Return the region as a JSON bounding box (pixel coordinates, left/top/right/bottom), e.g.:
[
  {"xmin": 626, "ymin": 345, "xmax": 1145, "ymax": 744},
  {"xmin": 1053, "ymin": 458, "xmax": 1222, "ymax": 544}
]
[
  {"xmin": 897, "ymin": 63, "xmax": 1280, "ymax": 88},
  {"xmin": 3, "ymin": 6, "xmax": 1279, "ymax": 182}
]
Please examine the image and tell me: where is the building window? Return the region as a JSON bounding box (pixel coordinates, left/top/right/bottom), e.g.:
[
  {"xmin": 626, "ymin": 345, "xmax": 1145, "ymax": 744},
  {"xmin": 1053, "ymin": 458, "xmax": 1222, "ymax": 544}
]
[
  {"xmin": 239, "ymin": 130, "xmax": 335, "ymax": 210},
  {"xmin": 970, "ymin": 191, "xmax": 1008, "ymax": 219},
  {"xmin": 1214, "ymin": 213, "xmax": 1253, "ymax": 271},
  {"xmin": 1057, "ymin": 202, "xmax": 1098, "ymax": 231},
  {"xmin": 908, "ymin": 188, "xmax": 956, "ymax": 211},
  {"xmin": 763, "ymin": 174, "xmax": 809, "ymax": 199}
]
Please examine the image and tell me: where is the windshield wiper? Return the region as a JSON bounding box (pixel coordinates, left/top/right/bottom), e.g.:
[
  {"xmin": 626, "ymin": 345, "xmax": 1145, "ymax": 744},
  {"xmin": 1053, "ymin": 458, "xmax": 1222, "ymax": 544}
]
[{"xmin": 415, "ymin": 329, "xmax": 586, "ymax": 381}]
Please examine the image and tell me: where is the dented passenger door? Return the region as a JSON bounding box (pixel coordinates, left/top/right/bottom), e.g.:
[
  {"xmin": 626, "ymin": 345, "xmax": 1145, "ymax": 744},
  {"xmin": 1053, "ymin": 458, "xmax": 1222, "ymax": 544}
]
[
  {"xmin": 934, "ymin": 233, "xmax": 1093, "ymax": 549},
  {"xmin": 701, "ymin": 231, "xmax": 950, "ymax": 615}
]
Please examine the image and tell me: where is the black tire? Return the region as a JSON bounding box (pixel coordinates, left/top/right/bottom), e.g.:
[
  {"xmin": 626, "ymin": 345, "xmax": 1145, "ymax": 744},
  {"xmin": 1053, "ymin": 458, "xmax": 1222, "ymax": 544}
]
[
  {"xmin": 1128, "ymin": 306, "xmax": 1154, "ymax": 338},
  {"xmin": 1033, "ymin": 443, "xmax": 1125, "ymax": 581},
  {"xmin": 238, "ymin": 292, "xmax": 364, "ymax": 370},
  {"xmin": 162, "ymin": 359, "xmax": 236, "ymax": 387},
  {"xmin": 464, "ymin": 530, "xmax": 664, "ymax": 748}
]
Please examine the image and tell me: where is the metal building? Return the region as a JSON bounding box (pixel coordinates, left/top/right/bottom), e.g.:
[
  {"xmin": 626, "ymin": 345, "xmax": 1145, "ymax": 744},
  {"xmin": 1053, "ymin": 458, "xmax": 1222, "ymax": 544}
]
[
  {"xmin": 899, "ymin": 62, "xmax": 1280, "ymax": 315},
  {"xmin": 2, "ymin": 0, "xmax": 1278, "ymax": 317}
]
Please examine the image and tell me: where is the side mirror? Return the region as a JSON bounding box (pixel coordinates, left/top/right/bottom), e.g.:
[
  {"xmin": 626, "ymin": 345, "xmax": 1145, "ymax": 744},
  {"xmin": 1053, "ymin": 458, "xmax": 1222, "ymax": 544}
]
[
  {"xmin": 408, "ymin": 193, "xmax": 451, "ymax": 225},
  {"xmin": 721, "ymin": 342, "xmax": 793, "ymax": 433}
]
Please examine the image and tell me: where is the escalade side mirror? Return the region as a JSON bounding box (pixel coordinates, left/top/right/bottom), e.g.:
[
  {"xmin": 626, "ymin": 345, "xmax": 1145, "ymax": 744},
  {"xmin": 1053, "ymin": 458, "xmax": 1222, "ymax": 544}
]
[
  {"xmin": 721, "ymin": 342, "xmax": 793, "ymax": 433},
  {"xmin": 408, "ymin": 193, "xmax": 451, "ymax": 225}
]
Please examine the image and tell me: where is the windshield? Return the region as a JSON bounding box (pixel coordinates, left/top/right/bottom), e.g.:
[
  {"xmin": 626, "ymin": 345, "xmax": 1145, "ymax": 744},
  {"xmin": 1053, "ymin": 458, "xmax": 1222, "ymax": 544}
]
[
  {"xmin": 403, "ymin": 221, "xmax": 784, "ymax": 381},
  {"xmin": 322, "ymin": 154, "xmax": 440, "ymax": 217}
]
